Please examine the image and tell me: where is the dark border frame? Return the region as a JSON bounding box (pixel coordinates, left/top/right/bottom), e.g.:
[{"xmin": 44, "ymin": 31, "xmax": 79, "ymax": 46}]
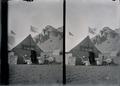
[
  {"xmin": 63, "ymin": 0, "xmax": 66, "ymax": 84},
  {"xmin": 1, "ymin": 0, "xmax": 9, "ymax": 85}
]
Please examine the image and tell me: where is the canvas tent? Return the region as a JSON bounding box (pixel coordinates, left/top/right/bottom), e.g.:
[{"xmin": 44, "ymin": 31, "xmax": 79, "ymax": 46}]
[
  {"xmin": 12, "ymin": 34, "xmax": 43, "ymax": 64},
  {"xmin": 70, "ymin": 36, "xmax": 101, "ymax": 65},
  {"xmin": 65, "ymin": 52, "xmax": 75, "ymax": 65}
]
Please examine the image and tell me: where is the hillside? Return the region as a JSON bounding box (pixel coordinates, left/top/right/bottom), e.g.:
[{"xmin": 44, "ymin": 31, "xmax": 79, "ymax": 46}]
[
  {"xmin": 91, "ymin": 27, "xmax": 120, "ymax": 54},
  {"xmin": 34, "ymin": 25, "xmax": 63, "ymax": 52}
]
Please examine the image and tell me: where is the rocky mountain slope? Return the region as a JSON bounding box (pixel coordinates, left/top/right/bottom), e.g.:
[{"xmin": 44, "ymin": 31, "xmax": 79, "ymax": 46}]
[
  {"xmin": 91, "ymin": 27, "xmax": 120, "ymax": 55},
  {"xmin": 34, "ymin": 25, "xmax": 63, "ymax": 52}
]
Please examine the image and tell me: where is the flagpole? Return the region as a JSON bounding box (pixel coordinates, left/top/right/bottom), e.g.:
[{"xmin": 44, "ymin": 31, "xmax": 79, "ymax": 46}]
[
  {"xmin": 88, "ymin": 27, "xmax": 90, "ymax": 50},
  {"xmin": 88, "ymin": 27, "xmax": 89, "ymax": 37},
  {"xmin": 88, "ymin": 27, "xmax": 89, "ymax": 52},
  {"xmin": 30, "ymin": 35, "xmax": 31, "ymax": 51}
]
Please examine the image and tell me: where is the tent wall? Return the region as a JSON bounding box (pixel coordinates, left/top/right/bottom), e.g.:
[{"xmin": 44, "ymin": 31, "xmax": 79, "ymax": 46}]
[
  {"xmin": 11, "ymin": 35, "xmax": 43, "ymax": 64},
  {"xmin": 70, "ymin": 36, "xmax": 101, "ymax": 65}
]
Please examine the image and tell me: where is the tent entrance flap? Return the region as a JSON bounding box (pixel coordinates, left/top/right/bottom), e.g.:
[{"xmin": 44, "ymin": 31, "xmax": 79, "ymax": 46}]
[
  {"xmin": 89, "ymin": 51, "xmax": 96, "ymax": 65},
  {"xmin": 31, "ymin": 50, "xmax": 38, "ymax": 64}
]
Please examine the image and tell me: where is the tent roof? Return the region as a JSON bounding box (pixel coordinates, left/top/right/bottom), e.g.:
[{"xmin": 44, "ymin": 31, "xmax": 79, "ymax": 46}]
[
  {"xmin": 12, "ymin": 34, "xmax": 43, "ymax": 55},
  {"xmin": 70, "ymin": 36, "xmax": 101, "ymax": 54}
]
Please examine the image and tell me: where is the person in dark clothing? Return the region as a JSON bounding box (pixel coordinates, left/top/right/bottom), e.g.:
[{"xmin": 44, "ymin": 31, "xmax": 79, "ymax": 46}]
[
  {"xmin": 89, "ymin": 52, "xmax": 96, "ymax": 65},
  {"xmin": 31, "ymin": 50, "xmax": 38, "ymax": 64},
  {"xmin": 44, "ymin": 55, "xmax": 49, "ymax": 64}
]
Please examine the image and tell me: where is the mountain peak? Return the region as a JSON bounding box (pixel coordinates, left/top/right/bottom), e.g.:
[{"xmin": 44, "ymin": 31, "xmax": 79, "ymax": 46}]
[
  {"xmin": 102, "ymin": 27, "xmax": 116, "ymax": 34},
  {"xmin": 44, "ymin": 25, "xmax": 56, "ymax": 32},
  {"xmin": 34, "ymin": 25, "xmax": 63, "ymax": 45},
  {"xmin": 33, "ymin": 25, "xmax": 63, "ymax": 52},
  {"xmin": 103, "ymin": 27, "xmax": 111, "ymax": 31},
  {"xmin": 91, "ymin": 27, "xmax": 120, "ymax": 54},
  {"xmin": 92, "ymin": 27, "xmax": 119, "ymax": 45}
]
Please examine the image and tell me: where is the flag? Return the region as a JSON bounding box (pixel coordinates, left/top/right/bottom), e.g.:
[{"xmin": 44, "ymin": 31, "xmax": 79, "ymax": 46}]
[
  {"xmin": 88, "ymin": 27, "xmax": 97, "ymax": 35},
  {"xmin": 8, "ymin": 35, "xmax": 15, "ymax": 45},
  {"xmin": 30, "ymin": 26, "xmax": 39, "ymax": 33},
  {"xmin": 11, "ymin": 30, "xmax": 16, "ymax": 35},
  {"xmin": 69, "ymin": 32, "xmax": 74, "ymax": 36}
]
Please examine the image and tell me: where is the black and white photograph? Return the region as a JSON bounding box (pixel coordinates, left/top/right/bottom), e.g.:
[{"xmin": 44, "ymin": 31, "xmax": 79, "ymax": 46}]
[
  {"xmin": 66, "ymin": 0, "xmax": 120, "ymax": 85},
  {"xmin": 8, "ymin": 0, "xmax": 63, "ymax": 85},
  {"xmin": 1, "ymin": 0, "xmax": 120, "ymax": 85}
]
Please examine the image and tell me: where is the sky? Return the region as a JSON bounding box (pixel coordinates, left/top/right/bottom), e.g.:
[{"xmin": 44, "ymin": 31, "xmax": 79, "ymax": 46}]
[
  {"xmin": 66, "ymin": 0, "xmax": 120, "ymax": 51},
  {"xmin": 8, "ymin": 0, "xmax": 63, "ymax": 48},
  {"xmin": 8, "ymin": 0, "xmax": 120, "ymax": 51}
]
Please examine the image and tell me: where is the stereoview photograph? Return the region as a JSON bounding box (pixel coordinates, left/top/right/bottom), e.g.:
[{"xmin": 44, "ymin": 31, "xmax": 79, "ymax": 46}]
[
  {"xmin": 8, "ymin": 0, "xmax": 63, "ymax": 85},
  {"xmin": 66, "ymin": 0, "xmax": 120, "ymax": 85}
]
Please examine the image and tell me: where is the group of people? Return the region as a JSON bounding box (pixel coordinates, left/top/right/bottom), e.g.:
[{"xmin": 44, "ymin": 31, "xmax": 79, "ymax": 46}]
[
  {"xmin": 81, "ymin": 55, "xmax": 114, "ymax": 66},
  {"xmin": 23, "ymin": 53, "xmax": 55, "ymax": 65},
  {"xmin": 8, "ymin": 50, "xmax": 56, "ymax": 65},
  {"xmin": 81, "ymin": 56, "xmax": 90, "ymax": 66}
]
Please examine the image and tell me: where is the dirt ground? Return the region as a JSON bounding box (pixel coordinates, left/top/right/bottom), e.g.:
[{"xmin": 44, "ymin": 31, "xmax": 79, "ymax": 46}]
[
  {"xmin": 9, "ymin": 65, "xmax": 62, "ymax": 85},
  {"xmin": 66, "ymin": 65, "xmax": 120, "ymax": 85},
  {"xmin": 9, "ymin": 65, "xmax": 120, "ymax": 86}
]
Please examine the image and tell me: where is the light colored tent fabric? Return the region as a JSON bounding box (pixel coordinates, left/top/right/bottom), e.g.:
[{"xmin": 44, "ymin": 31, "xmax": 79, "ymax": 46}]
[
  {"xmin": 8, "ymin": 52, "xmax": 18, "ymax": 64},
  {"xmin": 111, "ymin": 51, "xmax": 118, "ymax": 57},
  {"xmin": 66, "ymin": 53, "xmax": 72, "ymax": 65},
  {"xmin": 12, "ymin": 34, "xmax": 43, "ymax": 64},
  {"xmin": 65, "ymin": 53, "xmax": 75, "ymax": 65}
]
